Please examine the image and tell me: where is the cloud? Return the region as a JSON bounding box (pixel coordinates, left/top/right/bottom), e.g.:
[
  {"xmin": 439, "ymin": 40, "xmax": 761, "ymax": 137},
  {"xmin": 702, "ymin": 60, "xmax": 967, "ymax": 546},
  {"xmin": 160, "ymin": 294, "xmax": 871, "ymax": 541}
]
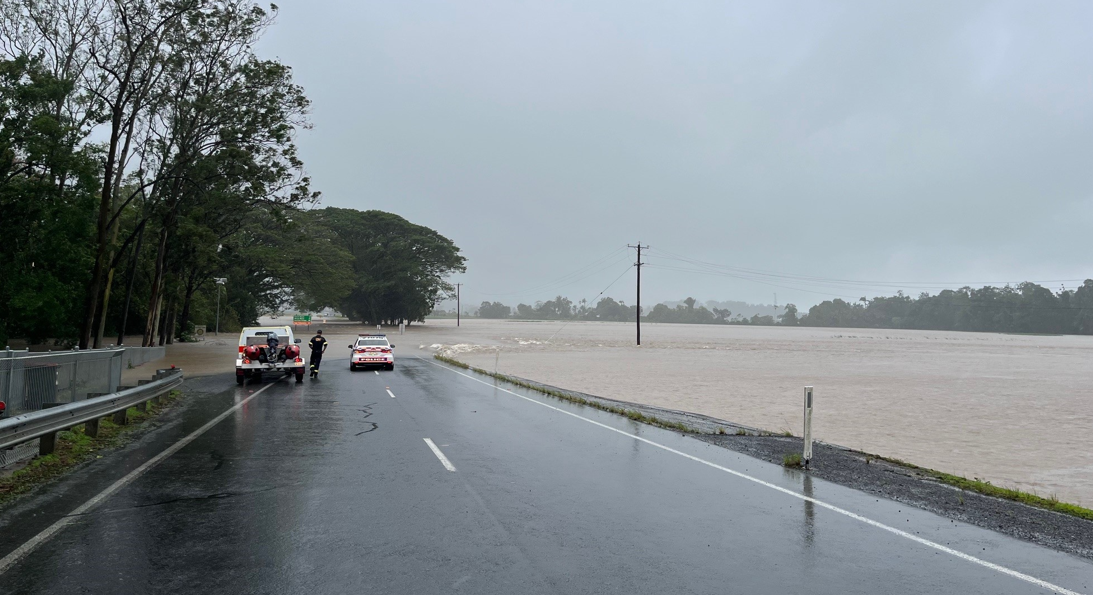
[{"xmin": 259, "ymin": 0, "xmax": 1093, "ymax": 306}]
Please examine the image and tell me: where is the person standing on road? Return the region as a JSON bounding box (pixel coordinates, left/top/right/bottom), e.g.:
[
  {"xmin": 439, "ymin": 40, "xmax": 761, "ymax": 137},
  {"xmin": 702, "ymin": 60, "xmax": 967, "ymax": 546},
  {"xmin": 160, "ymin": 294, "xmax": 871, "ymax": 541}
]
[{"xmin": 308, "ymin": 330, "xmax": 328, "ymax": 378}]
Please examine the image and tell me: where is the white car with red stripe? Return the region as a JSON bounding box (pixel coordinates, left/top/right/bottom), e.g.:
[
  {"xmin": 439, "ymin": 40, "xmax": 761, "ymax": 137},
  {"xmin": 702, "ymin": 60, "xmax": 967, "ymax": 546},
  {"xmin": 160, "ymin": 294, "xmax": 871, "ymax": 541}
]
[{"xmin": 349, "ymin": 334, "xmax": 394, "ymax": 371}]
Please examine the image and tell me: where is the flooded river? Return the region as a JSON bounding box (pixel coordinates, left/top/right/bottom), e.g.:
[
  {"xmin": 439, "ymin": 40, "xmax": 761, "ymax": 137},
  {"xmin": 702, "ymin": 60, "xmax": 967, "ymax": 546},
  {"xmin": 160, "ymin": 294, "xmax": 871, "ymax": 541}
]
[{"xmin": 404, "ymin": 318, "xmax": 1093, "ymax": 507}]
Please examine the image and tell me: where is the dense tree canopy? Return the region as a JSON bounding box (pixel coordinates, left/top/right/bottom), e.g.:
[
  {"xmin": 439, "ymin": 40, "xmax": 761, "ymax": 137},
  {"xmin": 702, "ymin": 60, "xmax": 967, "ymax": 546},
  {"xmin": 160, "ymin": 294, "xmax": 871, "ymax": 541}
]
[
  {"xmin": 0, "ymin": 3, "xmax": 466, "ymax": 347},
  {"xmin": 796, "ymin": 282, "xmax": 1093, "ymax": 334},
  {"xmin": 307, "ymin": 208, "xmax": 466, "ymax": 325}
]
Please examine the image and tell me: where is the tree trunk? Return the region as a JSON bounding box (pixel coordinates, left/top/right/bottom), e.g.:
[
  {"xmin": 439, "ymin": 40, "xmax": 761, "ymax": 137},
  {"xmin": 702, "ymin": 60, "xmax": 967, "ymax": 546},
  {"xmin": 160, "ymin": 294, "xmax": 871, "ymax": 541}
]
[
  {"xmin": 117, "ymin": 224, "xmax": 146, "ymax": 346},
  {"xmin": 81, "ymin": 105, "xmax": 124, "ymax": 349},
  {"xmin": 163, "ymin": 299, "xmax": 177, "ymax": 345},
  {"xmin": 177, "ymin": 275, "xmax": 197, "ymax": 341},
  {"xmin": 143, "ymin": 226, "xmax": 170, "ymax": 346},
  {"xmin": 94, "ymin": 115, "xmax": 140, "ymax": 349}
]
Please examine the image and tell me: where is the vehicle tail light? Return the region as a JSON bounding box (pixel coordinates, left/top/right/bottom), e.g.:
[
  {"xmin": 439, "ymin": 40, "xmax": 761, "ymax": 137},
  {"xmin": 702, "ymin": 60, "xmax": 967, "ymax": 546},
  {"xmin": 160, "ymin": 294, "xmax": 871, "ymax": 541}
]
[
  {"xmin": 382, "ymin": 348, "xmax": 391, "ymax": 354},
  {"xmin": 295, "ymin": 357, "xmax": 303, "ymax": 363},
  {"xmin": 238, "ymin": 346, "xmax": 245, "ymax": 353},
  {"xmin": 243, "ymin": 358, "xmax": 251, "ymax": 364},
  {"xmin": 0, "ymin": 401, "xmax": 6, "ymax": 416},
  {"xmin": 355, "ymin": 349, "xmax": 367, "ymax": 354}
]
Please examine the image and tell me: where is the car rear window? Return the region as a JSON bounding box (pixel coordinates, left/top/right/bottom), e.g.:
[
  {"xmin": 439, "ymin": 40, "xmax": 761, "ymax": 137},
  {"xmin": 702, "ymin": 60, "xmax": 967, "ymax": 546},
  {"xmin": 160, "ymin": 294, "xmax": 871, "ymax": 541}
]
[{"xmin": 357, "ymin": 339, "xmax": 388, "ymax": 346}]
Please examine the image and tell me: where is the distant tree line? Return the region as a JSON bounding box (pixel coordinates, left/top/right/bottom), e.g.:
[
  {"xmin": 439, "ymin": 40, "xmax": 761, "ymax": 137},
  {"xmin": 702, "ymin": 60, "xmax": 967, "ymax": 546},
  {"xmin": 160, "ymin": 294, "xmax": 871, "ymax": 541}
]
[
  {"xmin": 468, "ymin": 296, "xmax": 775, "ymax": 325},
  {"xmin": 796, "ymin": 282, "xmax": 1093, "ymax": 334},
  {"xmin": 458, "ymin": 280, "xmax": 1093, "ymax": 335}
]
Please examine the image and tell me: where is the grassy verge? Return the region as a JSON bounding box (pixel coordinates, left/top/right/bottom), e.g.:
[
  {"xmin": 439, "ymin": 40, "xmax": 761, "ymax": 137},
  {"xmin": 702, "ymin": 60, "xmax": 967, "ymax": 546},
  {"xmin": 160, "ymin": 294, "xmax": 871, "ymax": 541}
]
[
  {"xmin": 434, "ymin": 353, "xmax": 1093, "ymax": 523},
  {"xmin": 433, "ymin": 354, "xmax": 695, "ymax": 433},
  {"xmin": 870, "ymin": 455, "xmax": 1093, "ymax": 522},
  {"xmin": 782, "ymin": 453, "xmax": 803, "ymax": 468},
  {"xmin": 0, "ymin": 390, "xmax": 182, "ymax": 507}
]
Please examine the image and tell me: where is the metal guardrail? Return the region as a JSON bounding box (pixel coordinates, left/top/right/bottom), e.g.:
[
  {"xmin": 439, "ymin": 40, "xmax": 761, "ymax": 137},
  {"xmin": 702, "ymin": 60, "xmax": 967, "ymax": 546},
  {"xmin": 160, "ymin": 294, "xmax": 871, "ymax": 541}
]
[
  {"xmin": 1, "ymin": 349, "xmax": 125, "ymax": 418},
  {"xmin": 0, "ymin": 368, "xmax": 183, "ymax": 457}
]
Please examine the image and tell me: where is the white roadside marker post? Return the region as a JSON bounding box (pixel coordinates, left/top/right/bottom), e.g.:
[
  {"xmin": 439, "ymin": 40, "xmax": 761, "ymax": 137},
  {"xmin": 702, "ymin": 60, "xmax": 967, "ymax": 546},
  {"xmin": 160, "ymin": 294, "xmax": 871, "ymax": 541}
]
[{"xmin": 803, "ymin": 386, "xmax": 814, "ymax": 469}]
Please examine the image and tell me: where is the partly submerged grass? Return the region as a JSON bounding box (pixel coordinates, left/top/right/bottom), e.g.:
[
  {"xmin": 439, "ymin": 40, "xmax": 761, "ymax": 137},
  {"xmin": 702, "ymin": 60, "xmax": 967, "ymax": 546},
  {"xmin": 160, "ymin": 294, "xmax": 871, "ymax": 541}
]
[
  {"xmin": 434, "ymin": 353, "xmax": 1093, "ymax": 523},
  {"xmin": 0, "ymin": 390, "xmax": 182, "ymax": 507},
  {"xmin": 872, "ymin": 455, "xmax": 1093, "ymax": 522},
  {"xmin": 434, "ymin": 354, "xmax": 695, "ymax": 433}
]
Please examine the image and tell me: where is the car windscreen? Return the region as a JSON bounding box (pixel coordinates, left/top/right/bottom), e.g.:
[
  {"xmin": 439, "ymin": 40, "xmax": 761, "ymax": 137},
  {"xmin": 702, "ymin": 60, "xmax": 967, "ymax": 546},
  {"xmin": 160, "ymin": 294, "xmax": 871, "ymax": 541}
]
[{"xmin": 356, "ymin": 340, "xmax": 388, "ymax": 346}]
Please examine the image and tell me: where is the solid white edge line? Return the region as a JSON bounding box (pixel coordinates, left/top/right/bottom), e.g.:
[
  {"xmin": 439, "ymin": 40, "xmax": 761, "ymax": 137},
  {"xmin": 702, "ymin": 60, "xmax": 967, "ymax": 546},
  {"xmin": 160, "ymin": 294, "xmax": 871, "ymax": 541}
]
[
  {"xmin": 424, "ymin": 438, "xmax": 457, "ymax": 472},
  {"xmin": 419, "ymin": 357, "xmax": 1083, "ymax": 595},
  {"xmin": 0, "ymin": 379, "xmax": 284, "ymax": 577},
  {"xmin": 386, "ymin": 389, "xmax": 396, "ymax": 398}
]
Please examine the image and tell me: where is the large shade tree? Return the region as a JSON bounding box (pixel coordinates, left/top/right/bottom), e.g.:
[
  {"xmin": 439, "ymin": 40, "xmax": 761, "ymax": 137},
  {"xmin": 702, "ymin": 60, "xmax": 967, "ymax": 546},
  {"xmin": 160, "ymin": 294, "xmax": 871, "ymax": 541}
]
[{"xmin": 307, "ymin": 208, "xmax": 465, "ymax": 325}]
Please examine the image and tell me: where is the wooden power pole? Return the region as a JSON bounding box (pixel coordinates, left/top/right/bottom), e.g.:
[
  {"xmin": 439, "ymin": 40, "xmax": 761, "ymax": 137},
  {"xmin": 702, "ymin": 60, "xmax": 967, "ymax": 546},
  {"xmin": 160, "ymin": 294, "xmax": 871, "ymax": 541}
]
[{"xmin": 627, "ymin": 243, "xmax": 648, "ymax": 345}]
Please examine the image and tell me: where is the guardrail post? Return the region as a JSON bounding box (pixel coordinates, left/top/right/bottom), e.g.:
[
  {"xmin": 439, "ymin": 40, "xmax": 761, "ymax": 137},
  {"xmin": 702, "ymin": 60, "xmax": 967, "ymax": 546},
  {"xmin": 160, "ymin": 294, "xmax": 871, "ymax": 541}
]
[
  {"xmin": 4, "ymin": 349, "xmax": 14, "ymax": 407},
  {"xmin": 112, "ymin": 409, "xmax": 127, "ymax": 425},
  {"xmin": 136, "ymin": 400, "xmax": 147, "ymax": 413},
  {"xmin": 71, "ymin": 347, "xmax": 79, "ymax": 402},
  {"xmin": 85, "ymin": 417, "xmax": 100, "ymax": 438},
  {"xmin": 39, "ymin": 432, "xmax": 56, "ymax": 456}
]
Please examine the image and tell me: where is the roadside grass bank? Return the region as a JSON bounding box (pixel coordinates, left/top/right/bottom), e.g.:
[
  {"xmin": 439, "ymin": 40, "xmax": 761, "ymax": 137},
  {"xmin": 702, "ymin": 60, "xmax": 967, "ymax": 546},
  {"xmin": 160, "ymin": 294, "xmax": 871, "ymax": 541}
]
[
  {"xmin": 433, "ymin": 353, "xmax": 1093, "ymax": 557},
  {"xmin": 433, "ymin": 354, "xmax": 693, "ymax": 433},
  {"xmin": 869, "ymin": 454, "xmax": 1093, "ymax": 522},
  {"xmin": 0, "ymin": 390, "xmax": 182, "ymax": 507}
]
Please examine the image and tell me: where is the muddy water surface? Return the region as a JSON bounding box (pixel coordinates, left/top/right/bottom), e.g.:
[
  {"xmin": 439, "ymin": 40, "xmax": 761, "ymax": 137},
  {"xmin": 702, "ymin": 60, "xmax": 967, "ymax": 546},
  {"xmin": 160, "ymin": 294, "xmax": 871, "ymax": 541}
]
[{"xmin": 408, "ymin": 318, "xmax": 1093, "ymax": 507}]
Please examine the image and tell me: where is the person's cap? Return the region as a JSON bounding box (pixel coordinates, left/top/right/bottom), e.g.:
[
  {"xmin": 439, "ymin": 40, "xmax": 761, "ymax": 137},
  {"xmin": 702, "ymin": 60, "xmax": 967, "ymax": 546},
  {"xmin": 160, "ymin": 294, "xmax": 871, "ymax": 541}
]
[{"xmin": 316, "ymin": 330, "xmax": 323, "ymax": 334}]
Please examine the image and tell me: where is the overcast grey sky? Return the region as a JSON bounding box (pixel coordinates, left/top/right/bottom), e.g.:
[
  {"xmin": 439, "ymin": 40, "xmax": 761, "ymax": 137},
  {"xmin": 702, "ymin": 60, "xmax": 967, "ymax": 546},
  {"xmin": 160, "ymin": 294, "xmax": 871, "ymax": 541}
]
[{"xmin": 259, "ymin": 0, "xmax": 1093, "ymax": 309}]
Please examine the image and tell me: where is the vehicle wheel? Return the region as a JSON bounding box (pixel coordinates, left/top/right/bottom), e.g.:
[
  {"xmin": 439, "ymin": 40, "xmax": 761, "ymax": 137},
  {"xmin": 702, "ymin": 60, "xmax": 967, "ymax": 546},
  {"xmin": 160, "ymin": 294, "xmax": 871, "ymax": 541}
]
[
  {"xmin": 349, "ymin": 363, "xmax": 356, "ymax": 371},
  {"xmin": 236, "ymin": 375, "xmax": 245, "ymax": 385},
  {"xmin": 386, "ymin": 363, "xmax": 394, "ymax": 371},
  {"xmin": 295, "ymin": 372, "xmax": 304, "ymax": 383}
]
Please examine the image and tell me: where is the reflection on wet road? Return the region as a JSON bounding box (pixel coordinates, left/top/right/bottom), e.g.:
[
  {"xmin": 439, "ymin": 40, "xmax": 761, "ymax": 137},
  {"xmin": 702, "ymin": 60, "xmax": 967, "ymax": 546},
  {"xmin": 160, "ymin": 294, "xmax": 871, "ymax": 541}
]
[{"xmin": 0, "ymin": 358, "xmax": 1090, "ymax": 594}]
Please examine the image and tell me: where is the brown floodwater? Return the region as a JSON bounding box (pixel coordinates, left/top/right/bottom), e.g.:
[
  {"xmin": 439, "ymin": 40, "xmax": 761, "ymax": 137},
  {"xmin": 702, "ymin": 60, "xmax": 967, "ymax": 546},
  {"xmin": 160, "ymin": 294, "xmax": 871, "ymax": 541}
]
[{"xmin": 407, "ymin": 318, "xmax": 1093, "ymax": 507}]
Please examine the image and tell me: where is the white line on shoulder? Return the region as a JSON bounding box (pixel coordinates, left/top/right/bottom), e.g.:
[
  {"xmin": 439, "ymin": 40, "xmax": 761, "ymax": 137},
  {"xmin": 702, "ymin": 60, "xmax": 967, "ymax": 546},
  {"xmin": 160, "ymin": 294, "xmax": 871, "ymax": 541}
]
[
  {"xmin": 419, "ymin": 357, "xmax": 1083, "ymax": 595},
  {"xmin": 0, "ymin": 379, "xmax": 283, "ymax": 576}
]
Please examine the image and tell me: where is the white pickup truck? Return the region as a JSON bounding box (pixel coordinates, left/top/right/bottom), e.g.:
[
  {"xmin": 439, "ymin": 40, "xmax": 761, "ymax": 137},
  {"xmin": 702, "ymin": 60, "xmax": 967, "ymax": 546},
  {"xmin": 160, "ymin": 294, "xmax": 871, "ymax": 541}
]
[{"xmin": 236, "ymin": 326, "xmax": 306, "ymax": 384}]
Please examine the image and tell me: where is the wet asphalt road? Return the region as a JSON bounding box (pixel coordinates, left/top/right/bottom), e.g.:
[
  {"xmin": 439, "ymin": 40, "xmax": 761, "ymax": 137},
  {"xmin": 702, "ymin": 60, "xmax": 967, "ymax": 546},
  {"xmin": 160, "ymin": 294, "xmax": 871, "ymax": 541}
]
[{"xmin": 0, "ymin": 356, "xmax": 1091, "ymax": 594}]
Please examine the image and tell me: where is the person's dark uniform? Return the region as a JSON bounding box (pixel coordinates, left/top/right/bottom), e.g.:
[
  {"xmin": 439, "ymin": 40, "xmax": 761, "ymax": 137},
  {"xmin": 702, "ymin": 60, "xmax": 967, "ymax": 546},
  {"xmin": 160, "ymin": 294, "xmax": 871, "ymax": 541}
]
[{"xmin": 308, "ymin": 330, "xmax": 328, "ymax": 378}]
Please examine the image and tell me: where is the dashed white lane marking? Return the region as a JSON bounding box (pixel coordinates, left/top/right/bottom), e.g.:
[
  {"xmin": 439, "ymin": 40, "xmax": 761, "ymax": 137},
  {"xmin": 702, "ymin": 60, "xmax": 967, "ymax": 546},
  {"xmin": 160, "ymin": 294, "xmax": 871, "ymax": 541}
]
[
  {"xmin": 420, "ymin": 357, "xmax": 1083, "ymax": 595},
  {"xmin": 424, "ymin": 438, "xmax": 457, "ymax": 472},
  {"xmin": 374, "ymin": 370, "xmax": 379, "ymax": 375},
  {"xmin": 386, "ymin": 388, "xmax": 396, "ymax": 398},
  {"xmin": 0, "ymin": 379, "xmax": 284, "ymax": 577}
]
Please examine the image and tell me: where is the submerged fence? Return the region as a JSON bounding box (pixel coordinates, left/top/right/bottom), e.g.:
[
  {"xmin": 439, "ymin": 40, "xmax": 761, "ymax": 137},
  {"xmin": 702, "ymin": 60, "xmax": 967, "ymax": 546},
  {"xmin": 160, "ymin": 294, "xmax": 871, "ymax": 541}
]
[{"xmin": 0, "ymin": 346, "xmax": 164, "ymax": 467}]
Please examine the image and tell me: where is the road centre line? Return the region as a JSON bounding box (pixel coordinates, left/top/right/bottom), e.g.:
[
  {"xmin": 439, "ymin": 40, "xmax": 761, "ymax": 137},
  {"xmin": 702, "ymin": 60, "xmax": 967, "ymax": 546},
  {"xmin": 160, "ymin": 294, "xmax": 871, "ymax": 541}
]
[
  {"xmin": 419, "ymin": 357, "xmax": 1083, "ymax": 595},
  {"xmin": 374, "ymin": 371, "xmax": 379, "ymax": 375},
  {"xmin": 0, "ymin": 379, "xmax": 284, "ymax": 577},
  {"xmin": 424, "ymin": 438, "xmax": 457, "ymax": 472},
  {"xmin": 386, "ymin": 388, "xmax": 396, "ymax": 398}
]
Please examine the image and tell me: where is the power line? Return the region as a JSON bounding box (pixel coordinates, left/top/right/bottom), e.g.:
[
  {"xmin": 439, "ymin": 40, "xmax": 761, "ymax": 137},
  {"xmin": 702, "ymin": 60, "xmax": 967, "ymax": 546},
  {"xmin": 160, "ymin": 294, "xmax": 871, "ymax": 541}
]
[
  {"xmin": 643, "ymin": 263, "xmax": 1092, "ymax": 311},
  {"xmin": 645, "ymin": 247, "xmax": 1087, "ymax": 291},
  {"xmin": 468, "ymin": 246, "xmax": 630, "ymax": 299},
  {"xmin": 547, "ymin": 263, "xmax": 635, "ymax": 342}
]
